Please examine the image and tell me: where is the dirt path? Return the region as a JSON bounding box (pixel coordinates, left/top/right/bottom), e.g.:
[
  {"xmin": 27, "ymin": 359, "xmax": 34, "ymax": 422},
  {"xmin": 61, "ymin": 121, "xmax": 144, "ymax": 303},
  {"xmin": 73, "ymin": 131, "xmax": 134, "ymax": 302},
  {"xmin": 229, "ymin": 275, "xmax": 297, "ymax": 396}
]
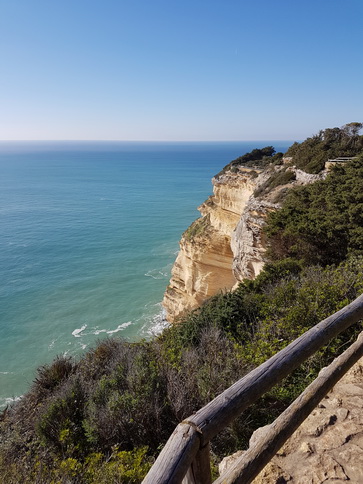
[{"xmin": 220, "ymin": 357, "xmax": 363, "ymax": 483}]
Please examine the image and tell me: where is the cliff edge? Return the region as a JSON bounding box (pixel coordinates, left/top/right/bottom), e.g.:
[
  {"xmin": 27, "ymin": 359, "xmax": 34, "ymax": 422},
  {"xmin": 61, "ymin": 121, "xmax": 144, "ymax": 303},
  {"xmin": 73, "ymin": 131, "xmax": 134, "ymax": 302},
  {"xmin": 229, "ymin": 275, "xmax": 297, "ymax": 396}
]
[{"xmin": 163, "ymin": 161, "xmax": 324, "ymax": 323}]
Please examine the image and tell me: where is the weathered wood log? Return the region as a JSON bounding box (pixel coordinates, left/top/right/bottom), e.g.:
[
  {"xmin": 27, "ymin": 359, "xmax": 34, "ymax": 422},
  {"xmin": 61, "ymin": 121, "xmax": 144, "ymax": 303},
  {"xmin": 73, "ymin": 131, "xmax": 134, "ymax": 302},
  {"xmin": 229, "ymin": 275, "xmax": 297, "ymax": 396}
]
[
  {"xmin": 142, "ymin": 422, "xmax": 200, "ymax": 484},
  {"xmin": 214, "ymin": 331, "xmax": 363, "ymax": 484},
  {"xmin": 182, "ymin": 443, "xmax": 212, "ymax": 484},
  {"xmin": 143, "ymin": 293, "xmax": 363, "ymax": 483}
]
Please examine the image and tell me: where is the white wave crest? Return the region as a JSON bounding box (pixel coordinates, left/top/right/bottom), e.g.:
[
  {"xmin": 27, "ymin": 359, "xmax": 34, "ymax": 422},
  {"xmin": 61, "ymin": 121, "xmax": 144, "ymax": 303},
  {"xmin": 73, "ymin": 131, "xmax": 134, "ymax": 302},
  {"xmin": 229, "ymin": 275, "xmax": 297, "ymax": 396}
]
[
  {"xmin": 145, "ymin": 269, "xmax": 168, "ymax": 280},
  {"xmin": 72, "ymin": 324, "xmax": 87, "ymax": 337},
  {"xmin": 92, "ymin": 328, "xmax": 108, "ymax": 335},
  {"xmin": 107, "ymin": 322, "xmax": 132, "ymax": 334},
  {"xmin": 140, "ymin": 305, "xmax": 169, "ymax": 338},
  {"xmin": 88, "ymin": 321, "xmax": 132, "ymax": 336}
]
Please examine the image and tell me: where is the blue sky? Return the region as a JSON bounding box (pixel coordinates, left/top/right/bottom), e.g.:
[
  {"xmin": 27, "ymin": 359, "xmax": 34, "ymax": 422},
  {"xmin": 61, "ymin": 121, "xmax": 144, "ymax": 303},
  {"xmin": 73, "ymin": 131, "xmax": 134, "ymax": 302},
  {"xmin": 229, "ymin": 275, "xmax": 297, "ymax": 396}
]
[{"xmin": 1, "ymin": 0, "xmax": 362, "ymax": 141}]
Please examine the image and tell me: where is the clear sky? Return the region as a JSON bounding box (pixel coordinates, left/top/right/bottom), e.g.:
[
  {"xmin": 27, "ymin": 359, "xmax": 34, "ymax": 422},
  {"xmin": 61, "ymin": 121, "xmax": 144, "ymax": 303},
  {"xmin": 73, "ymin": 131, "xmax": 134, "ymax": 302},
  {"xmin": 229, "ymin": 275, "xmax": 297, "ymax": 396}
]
[{"xmin": 1, "ymin": 0, "xmax": 362, "ymax": 141}]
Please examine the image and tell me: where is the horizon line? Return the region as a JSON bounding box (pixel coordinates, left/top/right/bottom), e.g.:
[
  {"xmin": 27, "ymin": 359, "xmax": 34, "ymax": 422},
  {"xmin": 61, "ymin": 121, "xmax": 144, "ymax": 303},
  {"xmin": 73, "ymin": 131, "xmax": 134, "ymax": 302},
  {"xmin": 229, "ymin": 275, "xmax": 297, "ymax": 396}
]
[{"xmin": 0, "ymin": 138, "xmax": 296, "ymax": 143}]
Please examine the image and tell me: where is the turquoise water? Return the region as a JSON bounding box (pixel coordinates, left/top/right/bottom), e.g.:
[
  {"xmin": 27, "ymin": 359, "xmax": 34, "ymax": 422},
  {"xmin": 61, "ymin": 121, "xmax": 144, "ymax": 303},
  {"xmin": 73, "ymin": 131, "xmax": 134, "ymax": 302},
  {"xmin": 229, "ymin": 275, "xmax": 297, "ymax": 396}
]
[{"xmin": 0, "ymin": 141, "xmax": 290, "ymax": 406}]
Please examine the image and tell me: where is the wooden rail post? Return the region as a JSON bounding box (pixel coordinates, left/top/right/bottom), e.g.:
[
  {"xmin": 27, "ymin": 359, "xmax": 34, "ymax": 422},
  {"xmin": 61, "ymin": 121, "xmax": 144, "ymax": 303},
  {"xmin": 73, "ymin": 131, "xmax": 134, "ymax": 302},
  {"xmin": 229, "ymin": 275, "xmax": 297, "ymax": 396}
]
[
  {"xmin": 142, "ymin": 422, "xmax": 200, "ymax": 484},
  {"xmin": 182, "ymin": 443, "xmax": 212, "ymax": 484}
]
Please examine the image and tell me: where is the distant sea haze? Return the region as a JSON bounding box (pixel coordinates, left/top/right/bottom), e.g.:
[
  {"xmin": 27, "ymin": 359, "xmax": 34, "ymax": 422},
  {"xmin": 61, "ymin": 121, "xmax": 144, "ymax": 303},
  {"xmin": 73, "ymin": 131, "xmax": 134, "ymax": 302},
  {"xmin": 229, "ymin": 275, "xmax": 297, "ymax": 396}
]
[{"xmin": 0, "ymin": 140, "xmax": 291, "ymax": 406}]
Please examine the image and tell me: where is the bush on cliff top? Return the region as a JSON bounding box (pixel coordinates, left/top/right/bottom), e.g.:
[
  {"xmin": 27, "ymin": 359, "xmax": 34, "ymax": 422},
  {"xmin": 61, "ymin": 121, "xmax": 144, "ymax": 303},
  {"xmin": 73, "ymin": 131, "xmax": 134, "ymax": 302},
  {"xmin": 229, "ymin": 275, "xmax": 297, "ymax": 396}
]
[{"xmin": 215, "ymin": 146, "xmax": 283, "ymax": 178}]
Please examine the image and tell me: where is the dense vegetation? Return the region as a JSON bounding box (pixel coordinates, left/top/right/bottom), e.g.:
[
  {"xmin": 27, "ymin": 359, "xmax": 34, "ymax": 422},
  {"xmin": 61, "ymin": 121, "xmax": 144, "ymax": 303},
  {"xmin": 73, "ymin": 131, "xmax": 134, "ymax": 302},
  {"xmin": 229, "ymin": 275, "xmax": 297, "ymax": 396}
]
[
  {"xmin": 1, "ymin": 126, "xmax": 363, "ymax": 483},
  {"xmin": 253, "ymin": 167, "xmax": 296, "ymax": 198},
  {"xmin": 215, "ymin": 146, "xmax": 283, "ymax": 178},
  {"xmin": 266, "ymin": 155, "xmax": 363, "ymax": 266},
  {"xmin": 285, "ymin": 122, "xmax": 363, "ymax": 173}
]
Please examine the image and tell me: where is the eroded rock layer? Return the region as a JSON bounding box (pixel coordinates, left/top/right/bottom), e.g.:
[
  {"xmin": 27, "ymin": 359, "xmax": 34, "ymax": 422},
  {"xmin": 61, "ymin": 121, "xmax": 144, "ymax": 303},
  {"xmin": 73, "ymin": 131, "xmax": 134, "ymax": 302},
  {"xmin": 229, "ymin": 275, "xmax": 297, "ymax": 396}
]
[
  {"xmin": 163, "ymin": 163, "xmax": 324, "ymax": 323},
  {"xmin": 163, "ymin": 170, "xmax": 257, "ymax": 322}
]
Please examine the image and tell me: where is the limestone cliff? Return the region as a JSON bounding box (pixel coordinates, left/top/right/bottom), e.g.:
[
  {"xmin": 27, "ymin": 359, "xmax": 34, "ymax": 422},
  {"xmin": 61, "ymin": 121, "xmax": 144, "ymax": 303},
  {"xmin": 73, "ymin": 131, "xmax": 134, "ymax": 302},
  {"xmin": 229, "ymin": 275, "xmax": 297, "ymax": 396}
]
[
  {"xmin": 163, "ymin": 168, "xmax": 258, "ymax": 322},
  {"xmin": 163, "ymin": 162, "xmax": 324, "ymax": 323}
]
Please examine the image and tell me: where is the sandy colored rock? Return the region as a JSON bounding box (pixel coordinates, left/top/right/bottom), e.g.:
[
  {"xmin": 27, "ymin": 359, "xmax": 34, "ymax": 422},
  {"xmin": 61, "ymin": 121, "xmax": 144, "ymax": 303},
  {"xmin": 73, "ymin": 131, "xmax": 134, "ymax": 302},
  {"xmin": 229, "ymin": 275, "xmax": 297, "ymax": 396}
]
[
  {"xmin": 163, "ymin": 163, "xmax": 325, "ymax": 323},
  {"xmin": 231, "ymin": 197, "xmax": 277, "ymax": 280},
  {"xmin": 163, "ymin": 171, "xmax": 256, "ymax": 322}
]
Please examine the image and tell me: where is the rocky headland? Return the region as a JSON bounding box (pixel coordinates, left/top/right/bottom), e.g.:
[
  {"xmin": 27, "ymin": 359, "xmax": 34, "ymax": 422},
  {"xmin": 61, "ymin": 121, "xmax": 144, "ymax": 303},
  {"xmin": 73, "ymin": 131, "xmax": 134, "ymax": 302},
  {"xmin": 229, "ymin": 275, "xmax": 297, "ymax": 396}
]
[{"xmin": 163, "ymin": 161, "xmax": 324, "ymax": 322}]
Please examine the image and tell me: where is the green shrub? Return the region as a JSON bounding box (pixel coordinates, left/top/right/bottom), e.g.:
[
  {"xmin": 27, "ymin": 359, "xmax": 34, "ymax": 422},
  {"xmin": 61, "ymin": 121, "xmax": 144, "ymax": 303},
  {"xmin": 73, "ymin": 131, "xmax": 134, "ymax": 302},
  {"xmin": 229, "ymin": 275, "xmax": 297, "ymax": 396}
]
[
  {"xmin": 36, "ymin": 377, "xmax": 88, "ymax": 456},
  {"xmin": 254, "ymin": 168, "xmax": 296, "ymax": 198},
  {"xmin": 32, "ymin": 355, "xmax": 75, "ymax": 401},
  {"xmin": 265, "ymin": 157, "xmax": 363, "ymax": 266},
  {"xmin": 183, "ymin": 215, "xmax": 210, "ymax": 241},
  {"xmin": 215, "ymin": 146, "xmax": 277, "ymax": 178}
]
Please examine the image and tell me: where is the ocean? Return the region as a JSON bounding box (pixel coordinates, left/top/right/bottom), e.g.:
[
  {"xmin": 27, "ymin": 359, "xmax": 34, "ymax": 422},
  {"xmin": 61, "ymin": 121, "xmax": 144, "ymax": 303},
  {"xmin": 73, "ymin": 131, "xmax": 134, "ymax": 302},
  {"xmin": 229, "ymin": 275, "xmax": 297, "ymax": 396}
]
[{"xmin": 0, "ymin": 140, "xmax": 291, "ymax": 407}]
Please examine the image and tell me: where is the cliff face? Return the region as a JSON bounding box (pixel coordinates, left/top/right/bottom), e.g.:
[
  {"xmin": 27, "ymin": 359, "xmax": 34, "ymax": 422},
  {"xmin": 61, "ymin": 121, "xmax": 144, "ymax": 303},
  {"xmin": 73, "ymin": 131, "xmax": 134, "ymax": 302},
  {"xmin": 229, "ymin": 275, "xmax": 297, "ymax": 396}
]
[
  {"xmin": 163, "ymin": 163, "xmax": 324, "ymax": 323},
  {"xmin": 163, "ymin": 169, "xmax": 257, "ymax": 322}
]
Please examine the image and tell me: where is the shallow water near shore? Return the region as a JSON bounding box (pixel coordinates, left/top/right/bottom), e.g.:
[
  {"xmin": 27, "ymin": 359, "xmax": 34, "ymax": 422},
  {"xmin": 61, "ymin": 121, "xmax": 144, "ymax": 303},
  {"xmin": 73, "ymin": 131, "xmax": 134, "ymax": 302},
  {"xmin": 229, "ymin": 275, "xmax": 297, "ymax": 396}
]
[{"xmin": 0, "ymin": 140, "xmax": 291, "ymax": 406}]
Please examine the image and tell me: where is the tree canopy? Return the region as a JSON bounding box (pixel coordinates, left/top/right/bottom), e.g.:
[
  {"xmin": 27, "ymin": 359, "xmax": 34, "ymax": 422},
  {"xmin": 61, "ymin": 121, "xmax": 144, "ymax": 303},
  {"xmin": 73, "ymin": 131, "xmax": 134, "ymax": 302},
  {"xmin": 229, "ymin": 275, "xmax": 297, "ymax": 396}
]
[
  {"xmin": 216, "ymin": 146, "xmax": 283, "ymax": 178},
  {"xmin": 285, "ymin": 122, "xmax": 363, "ymax": 173}
]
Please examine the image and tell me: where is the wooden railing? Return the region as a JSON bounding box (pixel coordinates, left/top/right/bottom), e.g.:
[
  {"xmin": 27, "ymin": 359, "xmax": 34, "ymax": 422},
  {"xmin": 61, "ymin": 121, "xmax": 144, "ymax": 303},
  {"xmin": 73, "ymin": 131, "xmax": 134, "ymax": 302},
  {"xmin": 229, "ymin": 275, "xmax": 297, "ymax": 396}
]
[
  {"xmin": 327, "ymin": 157, "xmax": 355, "ymax": 162},
  {"xmin": 142, "ymin": 293, "xmax": 363, "ymax": 484}
]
